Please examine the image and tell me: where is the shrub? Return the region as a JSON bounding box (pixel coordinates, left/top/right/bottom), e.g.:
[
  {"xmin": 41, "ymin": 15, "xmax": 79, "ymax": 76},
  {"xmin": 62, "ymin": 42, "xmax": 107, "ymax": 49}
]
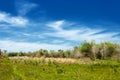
[
  {"xmin": 8, "ymin": 52, "xmax": 19, "ymax": 57},
  {"xmin": 80, "ymin": 41, "xmax": 94, "ymax": 58},
  {"xmin": 99, "ymin": 42, "xmax": 116, "ymax": 59}
]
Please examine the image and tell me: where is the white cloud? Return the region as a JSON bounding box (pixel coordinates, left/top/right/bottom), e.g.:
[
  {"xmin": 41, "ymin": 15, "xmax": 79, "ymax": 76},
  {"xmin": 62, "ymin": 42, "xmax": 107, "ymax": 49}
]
[
  {"xmin": 15, "ymin": 0, "xmax": 38, "ymax": 16},
  {"xmin": 20, "ymin": 32, "xmax": 45, "ymax": 39},
  {"xmin": 45, "ymin": 20, "xmax": 120, "ymax": 43},
  {"xmin": 46, "ymin": 20, "xmax": 64, "ymax": 30},
  {"xmin": 0, "ymin": 12, "xmax": 28, "ymax": 26},
  {"xmin": 0, "ymin": 40, "xmax": 72, "ymax": 52}
]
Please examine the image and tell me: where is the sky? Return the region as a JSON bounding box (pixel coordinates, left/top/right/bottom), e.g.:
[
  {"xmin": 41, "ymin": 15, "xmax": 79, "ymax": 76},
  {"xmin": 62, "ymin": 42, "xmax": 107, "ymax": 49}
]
[{"xmin": 0, "ymin": 0, "xmax": 120, "ymax": 52}]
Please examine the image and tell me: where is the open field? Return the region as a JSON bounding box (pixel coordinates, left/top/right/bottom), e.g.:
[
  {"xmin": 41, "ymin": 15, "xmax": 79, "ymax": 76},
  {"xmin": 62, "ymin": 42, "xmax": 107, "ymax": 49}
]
[{"xmin": 0, "ymin": 57, "xmax": 120, "ymax": 80}]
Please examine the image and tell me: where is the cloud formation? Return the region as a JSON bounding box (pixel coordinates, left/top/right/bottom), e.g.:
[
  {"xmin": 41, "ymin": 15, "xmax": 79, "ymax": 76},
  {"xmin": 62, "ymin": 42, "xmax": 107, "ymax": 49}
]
[
  {"xmin": 46, "ymin": 20, "xmax": 64, "ymax": 31},
  {"xmin": 0, "ymin": 12, "xmax": 28, "ymax": 26},
  {"xmin": 45, "ymin": 20, "xmax": 120, "ymax": 43}
]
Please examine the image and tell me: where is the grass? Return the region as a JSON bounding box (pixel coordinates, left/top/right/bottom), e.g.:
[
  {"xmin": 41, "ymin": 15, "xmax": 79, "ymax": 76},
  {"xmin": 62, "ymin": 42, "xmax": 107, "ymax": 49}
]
[{"xmin": 0, "ymin": 58, "xmax": 120, "ymax": 80}]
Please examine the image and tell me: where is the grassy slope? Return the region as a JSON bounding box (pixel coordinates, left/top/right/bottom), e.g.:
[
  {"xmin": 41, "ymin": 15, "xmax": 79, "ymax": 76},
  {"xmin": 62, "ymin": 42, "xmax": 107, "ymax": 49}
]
[{"xmin": 0, "ymin": 58, "xmax": 120, "ymax": 80}]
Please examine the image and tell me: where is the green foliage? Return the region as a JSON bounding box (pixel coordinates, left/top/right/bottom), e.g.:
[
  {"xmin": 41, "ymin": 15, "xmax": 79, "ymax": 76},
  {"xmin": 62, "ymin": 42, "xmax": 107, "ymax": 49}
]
[
  {"xmin": 80, "ymin": 41, "xmax": 95, "ymax": 58},
  {"xmin": 19, "ymin": 52, "xmax": 26, "ymax": 56},
  {"xmin": 80, "ymin": 41, "xmax": 92, "ymax": 53},
  {"xmin": 64, "ymin": 50, "xmax": 72, "ymax": 58},
  {"xmin": 102, "ymin": 42, "xmax": 116, "ymax": 58},
  {"xmin": 79, "ymin": 41, "xmax": 120, "ymax": 60},
  {"xmin": 2, "ymin": 41, "xmax": 120, "ymax": 60},
  {"xmin": 8, "ymin": 52, "xmax": 19, "ymax": 57}
]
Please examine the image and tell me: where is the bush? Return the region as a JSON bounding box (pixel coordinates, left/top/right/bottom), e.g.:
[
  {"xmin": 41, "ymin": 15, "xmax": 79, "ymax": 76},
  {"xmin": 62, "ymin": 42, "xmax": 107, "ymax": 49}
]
[
  {"xmin": 80, "ymin": 41, "xmax": 94, "ymax": 58},
  {"xmin": 8, "ymin": 52, "xmax": 19, "ymax": 57}
]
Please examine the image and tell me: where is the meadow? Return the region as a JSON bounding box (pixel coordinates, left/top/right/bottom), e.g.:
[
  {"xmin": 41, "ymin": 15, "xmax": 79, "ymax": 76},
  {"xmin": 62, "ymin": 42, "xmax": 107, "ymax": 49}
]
[
  {"xmin": 0, "ymin": 41, "xmax": 120, "ymax": 80},
  {"xmin": 0, "ymin": 58, "xmax": 120, "ymax": 80}
]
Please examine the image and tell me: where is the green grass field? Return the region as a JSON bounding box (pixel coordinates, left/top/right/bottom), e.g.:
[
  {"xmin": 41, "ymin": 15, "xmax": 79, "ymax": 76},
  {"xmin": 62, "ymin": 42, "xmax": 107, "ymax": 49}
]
[{"xmin": 0, "ymin": 58, "xmax": 120, "ymax": 80}]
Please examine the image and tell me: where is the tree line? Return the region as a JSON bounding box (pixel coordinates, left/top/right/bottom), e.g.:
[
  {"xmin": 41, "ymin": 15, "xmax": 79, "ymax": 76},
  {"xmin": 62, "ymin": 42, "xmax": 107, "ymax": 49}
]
[{"xmin": 0, "ymin": 41, "xmax": 120, "ymax": 60}]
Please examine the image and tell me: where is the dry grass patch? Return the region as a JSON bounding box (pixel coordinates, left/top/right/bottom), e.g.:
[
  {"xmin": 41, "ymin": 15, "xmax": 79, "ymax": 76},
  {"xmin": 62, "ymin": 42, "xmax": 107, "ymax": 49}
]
[{"xmin": 9, "ymin": 57, "xmax": 100, "ymax": 64}]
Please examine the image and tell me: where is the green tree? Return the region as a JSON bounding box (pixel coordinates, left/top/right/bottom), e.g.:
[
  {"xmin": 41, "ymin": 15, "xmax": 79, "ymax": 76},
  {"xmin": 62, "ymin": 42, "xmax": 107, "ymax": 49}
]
[
  {"xmin": 49, "ymin": 50, "xmax": 56, "ymax": 57},
  {"xmin": 80, "ymin": 41, "xmax": 93, "ymax": 57},
  {"xmin": 58, "ymin": 49, "xmax": 65, "ymax": 58},
  {"xmin": 64, "ymin": 50, "xmax": 71, "ymax": 58}
]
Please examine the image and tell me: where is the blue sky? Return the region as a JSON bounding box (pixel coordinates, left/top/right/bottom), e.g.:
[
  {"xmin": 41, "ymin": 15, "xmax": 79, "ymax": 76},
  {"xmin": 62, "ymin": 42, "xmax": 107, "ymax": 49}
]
[{"xmin": 0, "ymin": 0, "xmax": 120, "ymax": 52}]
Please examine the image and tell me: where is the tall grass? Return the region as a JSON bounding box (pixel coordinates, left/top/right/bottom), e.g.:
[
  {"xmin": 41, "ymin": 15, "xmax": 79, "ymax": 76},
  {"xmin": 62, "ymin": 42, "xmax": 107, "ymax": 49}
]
[{"xmin": 0, "ymin": 58, "xmax": 120, "ymax": 80}]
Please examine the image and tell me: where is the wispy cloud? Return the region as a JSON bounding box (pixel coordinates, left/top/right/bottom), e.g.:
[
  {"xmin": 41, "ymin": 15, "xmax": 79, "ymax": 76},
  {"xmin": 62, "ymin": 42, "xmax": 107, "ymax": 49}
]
[
  {"xmin": 46, "ymin": 20, "xmax": 64, "ymax": 31},
  {"xmin": 15, "ymin": 0, "xmax": 38, "ymax": 16},
  {"xmin": 45, "ymin": 20, "xmax": 120, "ymax": 43},
  {"xmin": 0, "ymin": 12, "xmax": 28, "ymax": 27}
]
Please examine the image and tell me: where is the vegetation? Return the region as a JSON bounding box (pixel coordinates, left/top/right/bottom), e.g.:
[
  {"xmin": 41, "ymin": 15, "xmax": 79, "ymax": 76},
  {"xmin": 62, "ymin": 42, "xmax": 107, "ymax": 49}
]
[
  {"xmin": 2, "ymin": 41, "xmax": 119, "ymax": 60},
  {"xmin": 0, "ymin": 58, "xmax": 120, "ymax": 80},
  {"xmin": 0, "ymin": 41, "xmax": 120, "ymax": 80}
]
